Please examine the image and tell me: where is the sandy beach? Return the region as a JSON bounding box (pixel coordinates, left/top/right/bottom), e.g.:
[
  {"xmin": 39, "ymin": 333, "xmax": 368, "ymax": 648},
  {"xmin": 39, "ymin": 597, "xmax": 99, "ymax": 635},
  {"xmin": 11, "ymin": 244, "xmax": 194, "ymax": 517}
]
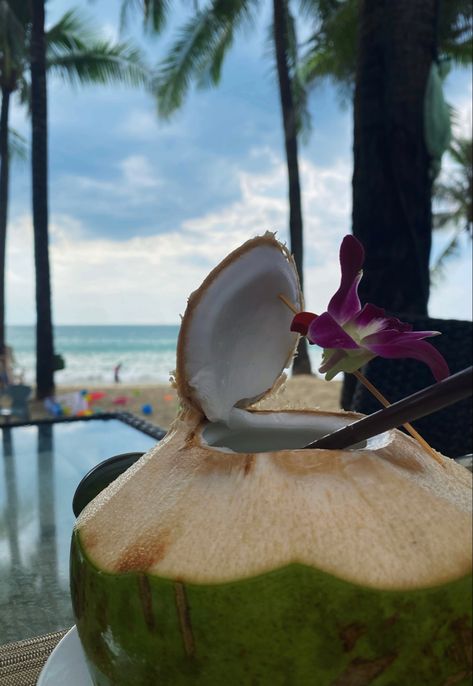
[{"xmin": 25, "ymin": 375, "xmax": 343, "ymax": 430}]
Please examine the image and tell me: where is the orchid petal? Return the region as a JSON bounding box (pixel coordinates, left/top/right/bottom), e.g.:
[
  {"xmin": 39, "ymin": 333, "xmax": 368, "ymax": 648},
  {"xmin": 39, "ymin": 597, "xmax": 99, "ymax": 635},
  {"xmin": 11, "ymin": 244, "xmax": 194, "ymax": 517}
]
[
  {"xmin": 351, "ymin": 304, "xmax": 412, "ymax": 334},
  {"xmin": 349, "ymin": 303, "xmax": 389, "ymax": 340},
  {"xmin": 363, "ymin": 329, "xmax": 442, "ymax": 346},
  {"xmin": 327, "ymin": 235, "xmax": 365, "ymax": 324},
  {"xmin": 290, "ymin": 312, "xmax": 317, "ymax": 336},
  {"xmin": 308, "ymin": 312, "xmax": 360, "ymax": 349},
  {"xmin": 352, "ymin": 303, "xmax": 386, "ymax": 327},
  {"xmin": 365, "ymin": 339, "xmax": 450, "ymax": 381}
]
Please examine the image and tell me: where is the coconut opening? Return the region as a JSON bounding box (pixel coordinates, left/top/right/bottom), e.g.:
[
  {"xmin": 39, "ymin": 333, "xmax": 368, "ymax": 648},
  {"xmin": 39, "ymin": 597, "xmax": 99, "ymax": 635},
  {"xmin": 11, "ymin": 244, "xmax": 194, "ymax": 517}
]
[{"xmin": 201, "ymin": 409, "xmax": 392, "ymax": 453}]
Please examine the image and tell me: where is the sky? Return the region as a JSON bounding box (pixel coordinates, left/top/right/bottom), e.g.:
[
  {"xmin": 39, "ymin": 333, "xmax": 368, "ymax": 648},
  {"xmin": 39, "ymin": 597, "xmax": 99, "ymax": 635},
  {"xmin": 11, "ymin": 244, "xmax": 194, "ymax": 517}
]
[{"xmin": 6, "ymin": 0, "xmax": 472, "ymax": 325}]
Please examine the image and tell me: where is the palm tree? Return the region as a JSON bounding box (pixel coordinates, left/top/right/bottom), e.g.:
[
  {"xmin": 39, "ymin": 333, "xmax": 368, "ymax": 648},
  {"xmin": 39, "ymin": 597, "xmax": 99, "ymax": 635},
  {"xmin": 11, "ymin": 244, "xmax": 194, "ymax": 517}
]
[
  {"xmin": 431, "ymin": 134, "xmax": 472, "ymax": 280},
  {"xmin": 301, "ymin": 0, "xmax": 472, "ymax": 316},
  {"xmin": 30, "ymin": 0, "xmax": 53, "ymax": 398},
  {"xmin": 145, "ymin": 0, "xmax": 313, "ymax": 374},
  {"xmin": 0, "ymin": 0, "xmax": 27, "ymax": 355},
  {"xmin": 1, "ymin": 3, "xmax": 148, "ymax": 397}
]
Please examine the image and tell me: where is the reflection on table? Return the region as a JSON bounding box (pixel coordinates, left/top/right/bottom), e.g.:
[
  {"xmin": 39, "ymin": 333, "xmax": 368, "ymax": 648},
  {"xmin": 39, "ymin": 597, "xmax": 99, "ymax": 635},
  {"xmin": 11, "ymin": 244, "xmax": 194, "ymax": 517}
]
[{"xmin": 0, "ymin": 419, "xmax": 156, "ymax": 644}]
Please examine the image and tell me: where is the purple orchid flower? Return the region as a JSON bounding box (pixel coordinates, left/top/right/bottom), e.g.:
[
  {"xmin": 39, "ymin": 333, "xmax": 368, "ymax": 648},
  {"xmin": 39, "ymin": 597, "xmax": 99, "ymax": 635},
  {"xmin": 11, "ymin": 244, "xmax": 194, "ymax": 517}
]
[{"xmin": 291, "ymin": 235, "xmax": 450, "ymax": 381}]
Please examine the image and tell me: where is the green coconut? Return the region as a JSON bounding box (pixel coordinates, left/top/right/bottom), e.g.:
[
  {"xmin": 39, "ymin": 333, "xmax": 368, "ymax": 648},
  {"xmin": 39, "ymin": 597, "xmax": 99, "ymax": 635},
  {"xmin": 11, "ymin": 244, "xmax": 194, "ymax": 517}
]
[{"xmin": 71, "ymin": 234, "xmax": 473, "ymax": 686}]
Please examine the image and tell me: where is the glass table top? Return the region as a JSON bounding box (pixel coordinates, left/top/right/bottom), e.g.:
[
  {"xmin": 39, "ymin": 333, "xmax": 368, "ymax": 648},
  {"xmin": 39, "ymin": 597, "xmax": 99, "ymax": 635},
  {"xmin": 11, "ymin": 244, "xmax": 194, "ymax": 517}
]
[{"xmin": 0, "ymin": 419, "xmax": 157, "ymax": 644}]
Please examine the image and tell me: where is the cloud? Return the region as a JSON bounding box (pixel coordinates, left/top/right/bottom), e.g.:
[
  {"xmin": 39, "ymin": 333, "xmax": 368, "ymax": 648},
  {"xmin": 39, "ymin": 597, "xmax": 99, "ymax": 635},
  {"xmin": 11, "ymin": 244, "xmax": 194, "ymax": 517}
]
[
  {"xmin": 54, "ymin": 154, "xmax": 163, "ymax": 229},
  {"xmin": 429, "ymin": 232, "xmax": 472, "ymax": 320},
  {"xmin": 7, "ymin": 147, "xmax": 471, "ymax": 326},
  {"xmin": 446, "ymin": 71, "xmax": 472, "ymax": 139},
  {"xmin": 119, "ymin": 155, "xmax": 162, "ymax": 189},
  {"xmin": 7, "ymin": 152, "xmax": 351, "ymax": 324},
  {"xmin": 117, "ymin": 109, "xmax": 161, "ymax": 140},
  {"xmin": 452, "ymin": 99, "xmax": 472, "ymax": 140},
  {"xmin": 100, "ymin": 21, "xmax": 120, "ymax": 43},
  {"xmin": 6, "ymin": 217, "xmax": 35, "ymax": 323}
]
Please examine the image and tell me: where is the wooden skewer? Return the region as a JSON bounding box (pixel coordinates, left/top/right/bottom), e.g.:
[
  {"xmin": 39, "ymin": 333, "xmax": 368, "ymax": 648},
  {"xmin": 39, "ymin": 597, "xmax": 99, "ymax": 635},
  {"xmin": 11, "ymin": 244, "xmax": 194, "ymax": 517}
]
[
  {"xmin": 278, "ymin": 294, "xmax": 442, "ymax": 464},
  {"xmin": 351, "ymin": 371, "xmax": 442, "ymax": 464},
  {"xmin": 278, "ymin": 293, "xmax": 299, "ymax": 314}
]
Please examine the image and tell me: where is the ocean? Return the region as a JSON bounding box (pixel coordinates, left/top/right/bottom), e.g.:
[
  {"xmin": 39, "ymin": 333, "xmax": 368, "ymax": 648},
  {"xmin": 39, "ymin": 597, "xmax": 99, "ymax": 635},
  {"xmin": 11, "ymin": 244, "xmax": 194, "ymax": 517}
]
[
  {"xmin": 7, "ymin": 325, "xmax": 323, "ymax": 386},
  {"xmin": 7, "ymin": 325, "xmax": 180, "ymax": 386}
]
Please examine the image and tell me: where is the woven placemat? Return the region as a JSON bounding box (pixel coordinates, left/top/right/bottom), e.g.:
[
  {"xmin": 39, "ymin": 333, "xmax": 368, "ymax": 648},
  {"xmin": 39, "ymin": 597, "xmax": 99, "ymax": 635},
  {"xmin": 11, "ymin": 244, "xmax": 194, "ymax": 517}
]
[{"xmin": 0, "ymin": 629, "xmax": 69, "ymax": 686}]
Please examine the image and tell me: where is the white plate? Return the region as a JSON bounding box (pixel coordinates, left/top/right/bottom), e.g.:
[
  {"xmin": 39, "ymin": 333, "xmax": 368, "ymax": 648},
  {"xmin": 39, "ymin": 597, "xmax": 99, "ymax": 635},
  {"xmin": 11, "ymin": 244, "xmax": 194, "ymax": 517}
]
[{"xmin": 37, "ymin": 626, "xmax": 93, "ymax": 685}]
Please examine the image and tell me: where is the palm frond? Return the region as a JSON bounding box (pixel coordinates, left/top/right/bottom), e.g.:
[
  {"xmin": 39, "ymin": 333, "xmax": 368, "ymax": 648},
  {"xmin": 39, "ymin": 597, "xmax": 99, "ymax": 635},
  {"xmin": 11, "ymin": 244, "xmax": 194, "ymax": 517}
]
[
  {"xmin": 430, "ymin": 229, "xmax": 464, "ymax": 284},
  {"xmin": 47, "ymin": 41, "xmax": 149, "ymax": 88},
  {"xmin": 120, "ymin": 0, "xmax": 170, "ymax": 35},
  {"xmin": 449, "ymin": 136, "xmax": 472, "ymax": 167},
  {"xmin": 299, "ymin": 0, "xmax": 357, "ymax": 98},
  {"xmin": 433, "ymin": 210, "xmax": 456, "ymax": 229},
  {"xmin": 46, "ymin": 9, "xmax": 91, "ymax": 54},
  {"xmin": 155, "ymin": 0, "xmax": 255, "ymax": 118},
  {"xmin": 8, "ymin": 127, "xmax": 27, "ymax": 162},
  {"xmin": 155, "ymin": 11, "xmax": 217, "ymax": 116},
  {"xmin": 4, "ymin": 0, "xmax": 29, "ymax": 27},
  {"xmin": 16, "ymin": 75, "xmax": 30, "ymax": 110},
  {"xmin": 442, "ymin": 38, "xmax": 473, "ymax": 66},
  {"xmin": 433, "ymin": 132, "xmax": 472, "ymax": 236},
  {"xmin": 196, "ymin": 19, "xmax": 235, "ymax": 89},
  {"xmin": 297, "ymin": 0, "xmax": 341, "ymax": 20},
  {"xmin": 439, "ymin": 0, "xmax": 472, "ymax": 65},
  {"xmin": 192, "ymin": 0, "xmax": 257, "ymax": 90},
  {"xmin": 46, "ymin": 7, "xmax": 149, "ymax": 88},
  {"xmin": 143, "ymin": 0, "xmax": 170, "ymax": 33},
  {"xmin": 299, "ymin": 0, "xmax": 471, "ymax": 96},
  {"xmin": 0, "ymin": 0, "xmax": 27, "ymax": 83},
  {"xmin": 0, "ymin": 1, "xmax": 23, "ymax": 45}
]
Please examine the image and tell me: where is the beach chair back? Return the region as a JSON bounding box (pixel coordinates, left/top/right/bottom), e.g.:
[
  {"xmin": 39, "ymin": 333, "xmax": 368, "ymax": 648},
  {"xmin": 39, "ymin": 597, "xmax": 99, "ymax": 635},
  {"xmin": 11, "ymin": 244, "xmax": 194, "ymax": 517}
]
[{"xmin": 6, "ymin": 384, "xmax": 32, "ymax": 421}]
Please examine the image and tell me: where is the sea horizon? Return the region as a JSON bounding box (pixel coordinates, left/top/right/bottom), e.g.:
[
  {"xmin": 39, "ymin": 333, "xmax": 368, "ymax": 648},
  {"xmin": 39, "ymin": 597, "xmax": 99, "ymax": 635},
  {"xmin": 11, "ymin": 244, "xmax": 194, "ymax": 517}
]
[{"xmin": 7, "ymin": 324, "xmax": 324, "ymax": 386}]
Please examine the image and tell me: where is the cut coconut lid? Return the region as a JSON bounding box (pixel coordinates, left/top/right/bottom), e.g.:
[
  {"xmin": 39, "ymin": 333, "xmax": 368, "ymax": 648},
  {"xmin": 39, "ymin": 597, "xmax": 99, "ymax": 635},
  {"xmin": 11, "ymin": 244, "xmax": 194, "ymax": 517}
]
[{"xmin": 176, "ymin": 234, "xmax": 302, "ymax": 424}]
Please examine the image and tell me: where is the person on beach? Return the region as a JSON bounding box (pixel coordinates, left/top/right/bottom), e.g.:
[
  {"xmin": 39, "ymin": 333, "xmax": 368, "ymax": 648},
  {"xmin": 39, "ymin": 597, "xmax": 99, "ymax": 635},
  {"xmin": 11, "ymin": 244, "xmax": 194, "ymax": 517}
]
[{"xmin": 114, "ymin": 362, "xmax": 122, "ymax": 384}]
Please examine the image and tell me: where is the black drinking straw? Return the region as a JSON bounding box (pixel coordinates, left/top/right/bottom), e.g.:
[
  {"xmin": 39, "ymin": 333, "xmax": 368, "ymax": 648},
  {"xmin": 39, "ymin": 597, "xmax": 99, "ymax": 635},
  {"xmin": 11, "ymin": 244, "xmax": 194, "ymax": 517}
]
[{"xmin": 304, "ymin": 366, "xmax": 473, "ymax": 451}]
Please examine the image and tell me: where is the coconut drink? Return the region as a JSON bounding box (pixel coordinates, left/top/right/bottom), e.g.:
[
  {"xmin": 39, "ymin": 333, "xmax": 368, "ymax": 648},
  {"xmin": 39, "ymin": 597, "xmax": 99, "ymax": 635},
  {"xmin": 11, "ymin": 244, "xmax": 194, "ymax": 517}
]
[{"xmin": 70, "ymin": 234, "xmax": 472, "ymax": 686}]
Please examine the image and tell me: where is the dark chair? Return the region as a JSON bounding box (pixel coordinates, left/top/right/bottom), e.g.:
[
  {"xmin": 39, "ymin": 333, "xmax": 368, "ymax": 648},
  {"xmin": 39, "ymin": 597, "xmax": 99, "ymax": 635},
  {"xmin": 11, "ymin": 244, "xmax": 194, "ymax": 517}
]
[
  {"xmin": 342, "ymin": 315, "xmax": 472, "ymax": 458},
  {"xmin": 2, "ymin": 384, "xmax": 32, "ymax": 422}
]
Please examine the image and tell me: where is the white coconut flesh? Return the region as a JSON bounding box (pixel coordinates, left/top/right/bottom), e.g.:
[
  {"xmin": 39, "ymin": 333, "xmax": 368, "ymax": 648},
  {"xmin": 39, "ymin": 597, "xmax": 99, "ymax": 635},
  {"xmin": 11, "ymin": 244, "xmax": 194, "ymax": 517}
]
[
  {"xmin": 176, "ymin": 233, "xmax": 302, "ymax": 424},
  {"xmin": 77, "ymin": 234, "xmax": 472, "ymax": 590}
]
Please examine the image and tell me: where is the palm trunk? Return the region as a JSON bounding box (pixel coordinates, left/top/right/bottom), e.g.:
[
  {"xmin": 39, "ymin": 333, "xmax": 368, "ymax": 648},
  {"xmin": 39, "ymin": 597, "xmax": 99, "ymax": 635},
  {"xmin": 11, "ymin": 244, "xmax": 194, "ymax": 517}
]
[
  {"xmin": 0, "ymin": 88, "xmax": 11, "ymax": 353},
  {"xmin": 273, "ymin": 0, "xmax": 311, "ymax": 375},
  {"xmin": 31, "ymin": 0, "xmax": 55, "ymax": 399},
  {"xmin": 352, "ymin": 0, "xmax": 436, "ymax": 315}
]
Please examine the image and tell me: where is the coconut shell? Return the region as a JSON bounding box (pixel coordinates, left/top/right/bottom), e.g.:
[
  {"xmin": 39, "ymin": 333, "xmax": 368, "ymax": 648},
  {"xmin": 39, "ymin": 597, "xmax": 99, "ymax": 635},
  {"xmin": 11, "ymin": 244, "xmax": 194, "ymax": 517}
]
[{"xmin": 72, "ymin": 235, "xmax": 473, "ymax": 686}]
